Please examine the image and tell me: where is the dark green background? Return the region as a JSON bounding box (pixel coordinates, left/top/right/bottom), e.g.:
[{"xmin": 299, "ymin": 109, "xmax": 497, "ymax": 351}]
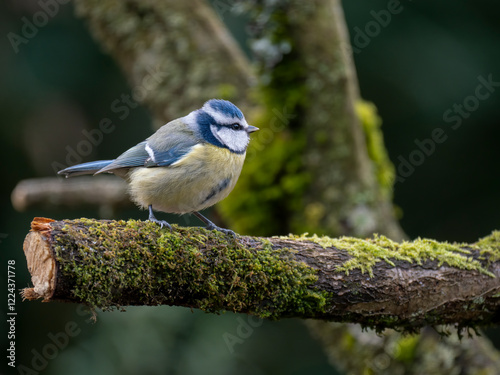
[{"xmin": 1, "ymin": 1, "xmax": 499, "ymax": 374}]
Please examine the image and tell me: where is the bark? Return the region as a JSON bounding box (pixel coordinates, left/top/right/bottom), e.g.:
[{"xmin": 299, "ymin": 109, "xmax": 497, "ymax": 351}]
[{"xmin": 22, "ymin": 217, "xmax": 500, "ymax": 332}]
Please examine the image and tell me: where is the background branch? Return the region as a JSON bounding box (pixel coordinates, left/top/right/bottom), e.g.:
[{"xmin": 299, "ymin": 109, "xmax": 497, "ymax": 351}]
[
  {"xmin": 307, "ymin": 322, "xmax": 500, "ymax": 374},
  {"xmin": 11, "ymin": 177, "xmax": 131, "ymax": 218}
]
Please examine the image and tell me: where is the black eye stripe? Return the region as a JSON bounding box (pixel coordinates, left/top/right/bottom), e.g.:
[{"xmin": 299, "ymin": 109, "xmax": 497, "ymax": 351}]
[{"xmin": 229, "ymin": 123, "xmax": 242, "ymax": 130}]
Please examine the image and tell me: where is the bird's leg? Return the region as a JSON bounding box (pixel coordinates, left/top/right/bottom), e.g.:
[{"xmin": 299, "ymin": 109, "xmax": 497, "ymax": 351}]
[
  {"xmin": 148, "ymin": 205, "xmax": 172, "ymax": 229},
  {"xmin": 192, "ymin": 211, "xmax": 235, "ymax": 237}
]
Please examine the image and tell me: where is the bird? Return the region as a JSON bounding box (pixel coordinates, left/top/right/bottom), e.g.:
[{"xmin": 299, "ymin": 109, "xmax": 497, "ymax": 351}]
[{"xmin": 58, "ymin": 99, "xmax": 258, "ymax": 235}]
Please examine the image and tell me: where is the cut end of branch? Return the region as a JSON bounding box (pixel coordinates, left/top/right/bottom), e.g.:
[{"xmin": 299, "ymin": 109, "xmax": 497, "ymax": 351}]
[
  {"xmin": 21, "ymin": 288, "xmax": 43, "ymax": 301},
  {"xmin": 22, "ymin": 217, "xmax": 57, "ymax": 301}
]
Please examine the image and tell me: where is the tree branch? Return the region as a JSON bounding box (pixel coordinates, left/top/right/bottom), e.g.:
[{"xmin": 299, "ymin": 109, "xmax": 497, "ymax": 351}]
[
  {"xmin": 22, "ymin": 217, "xmax": 500, "ymax": 332},
  {"xmin": 11, "ymin": 177, "xmax": 132, "ymax": 217}
]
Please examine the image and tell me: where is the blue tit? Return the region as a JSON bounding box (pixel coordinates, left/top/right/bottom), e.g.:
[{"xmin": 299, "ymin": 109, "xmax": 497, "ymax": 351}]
[{"xmin": 58, "ymin": 99, "xmax": 258, "ymax": 235}]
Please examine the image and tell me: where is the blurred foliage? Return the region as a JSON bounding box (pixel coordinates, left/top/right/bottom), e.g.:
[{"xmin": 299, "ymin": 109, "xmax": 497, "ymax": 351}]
[
  {"xmin": 219, "ymin": 2, "xmax": 311, "ymax": 236},
  {"xmin": 1, "ymin": 0, "xmax": 500, "ymax": 374},
  {"xmin": 356, "ymin": 100, "xmax": 395, "ymax": 201},
  {"xmin": 218, "ymin": 97, "xmax": 310, "ymax": 235}
]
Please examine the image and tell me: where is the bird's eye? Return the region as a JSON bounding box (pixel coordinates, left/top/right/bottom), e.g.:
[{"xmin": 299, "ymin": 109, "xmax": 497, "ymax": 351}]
[{"xmin": 230, "ymin": 123, "xmax": 242, "ymax": 131}]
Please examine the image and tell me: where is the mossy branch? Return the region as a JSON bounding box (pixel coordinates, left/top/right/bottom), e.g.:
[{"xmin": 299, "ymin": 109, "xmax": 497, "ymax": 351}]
[{"xmin": 22, "ymin": 217, "xmax": 500, "ymax": 332}]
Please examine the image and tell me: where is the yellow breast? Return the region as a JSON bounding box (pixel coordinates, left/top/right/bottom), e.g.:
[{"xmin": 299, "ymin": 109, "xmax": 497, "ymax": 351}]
[{"xmin": 127, "ymin": 144, "xmax": 246, "ymax": 214}]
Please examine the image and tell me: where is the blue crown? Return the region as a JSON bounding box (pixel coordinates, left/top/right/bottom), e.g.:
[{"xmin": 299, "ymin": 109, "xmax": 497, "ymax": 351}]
[{"xmin": 206, "ymin": 99, "xmax": 244, "ymax": 120}]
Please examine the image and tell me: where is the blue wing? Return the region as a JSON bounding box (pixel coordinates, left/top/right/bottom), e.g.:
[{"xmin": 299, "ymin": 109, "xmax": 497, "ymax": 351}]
[
  {"xmin": 147, "ymin": 144, "xmax": 196, "ymax": 167},
  {"xmin": 96, "ymin": 120, "xmax": 200, "ymax": 174},
  {"xmin": 96, "ymin": 141, "xmax": 196, "ymax": 174}
]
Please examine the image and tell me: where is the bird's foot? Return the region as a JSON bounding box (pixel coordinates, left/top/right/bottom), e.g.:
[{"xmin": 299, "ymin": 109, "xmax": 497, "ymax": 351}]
[
  {"xmin": 148, "ymin": 217, "xmax": 172, "ymax": 230},
  {"xmin": 148, "ymin": 205, "xmax": 172, "ymax": 230},
  {"xmin": 193, "ymin": 211, "xmax": 236, "ymax": 237},
  {"xmin": 205, "ymin": 222, "xmax": 235, "ymax": 237}
]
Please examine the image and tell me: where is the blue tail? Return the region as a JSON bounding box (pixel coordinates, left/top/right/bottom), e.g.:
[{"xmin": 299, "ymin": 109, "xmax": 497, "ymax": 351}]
[{"xmin": 58, "ymin": 160, "xmax": 114, "ymax": 178}]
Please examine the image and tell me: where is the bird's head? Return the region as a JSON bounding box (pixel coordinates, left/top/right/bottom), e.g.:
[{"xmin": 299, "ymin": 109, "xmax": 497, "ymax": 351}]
[{"xmin": 184, "ymin": 99, "xmax": 259, "ymax": 154}]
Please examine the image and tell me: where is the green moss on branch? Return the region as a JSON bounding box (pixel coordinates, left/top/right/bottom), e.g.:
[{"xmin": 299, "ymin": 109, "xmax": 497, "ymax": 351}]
[
  {"xmin": 295, "ymin": 233, "xmax": 497, "ymax": 278},
  {"xmin": 22, "ymin": 219, "xmax": 500, "ymax": 331},
  {"xmin": 51, "ymin": 219, "xmax": 327, "ymax": 318}
]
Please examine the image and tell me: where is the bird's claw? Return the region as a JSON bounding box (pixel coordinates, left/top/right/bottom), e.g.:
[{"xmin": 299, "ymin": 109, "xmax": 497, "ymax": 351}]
[
  {"xmin": 205, "ymin": 222, "xmax": 236, "ymax": 237},
  {"xmin": 148, "ymin": 218, "xmax": 172, "ymax": 230},
  {"xmin": 148, "ymin": 205, "xmax": 172, "ymax": 230},
  {"xmin": 192, "ymin": 211, "xmax": 236, "ymax": 237}
]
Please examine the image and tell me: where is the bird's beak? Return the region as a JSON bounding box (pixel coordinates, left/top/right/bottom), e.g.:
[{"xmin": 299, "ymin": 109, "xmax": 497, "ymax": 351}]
[{"xmin": 247, "ymin": 125, "xmax": 259, "ymax": 133}]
